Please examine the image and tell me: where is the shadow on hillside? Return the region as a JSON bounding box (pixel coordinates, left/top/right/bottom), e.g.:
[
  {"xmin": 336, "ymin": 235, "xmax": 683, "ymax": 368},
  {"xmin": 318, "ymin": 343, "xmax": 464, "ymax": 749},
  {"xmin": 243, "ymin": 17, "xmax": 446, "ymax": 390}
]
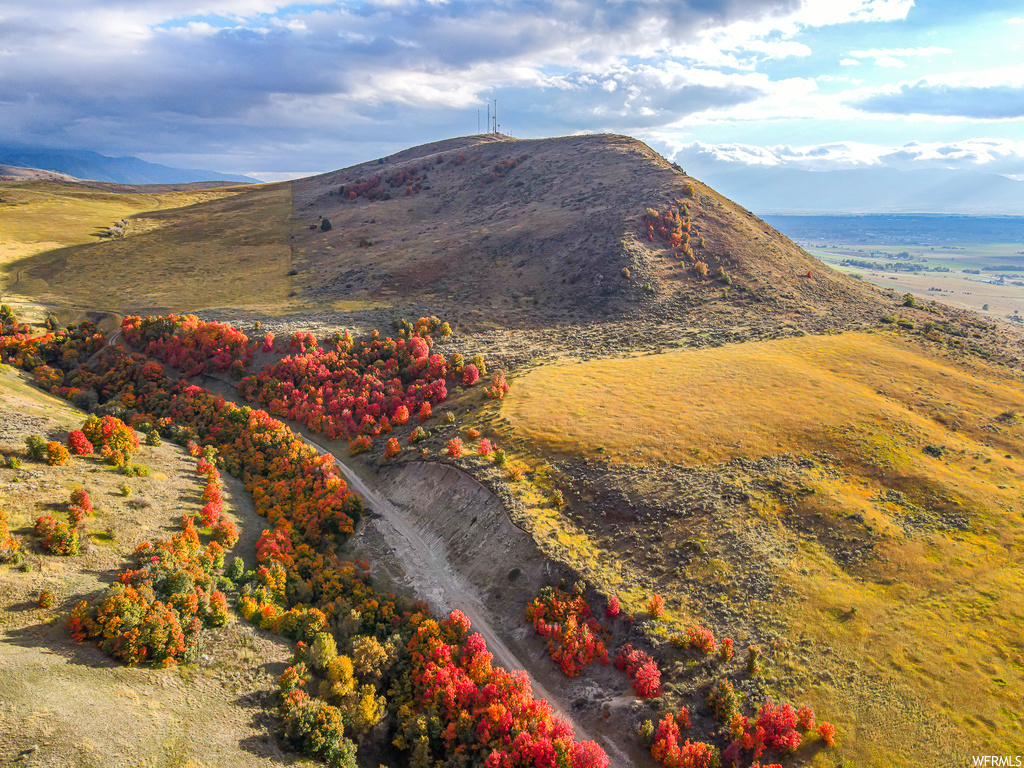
[{"xmin": 3, "ymin": 612, "xmax": 120, "ymax": 669}]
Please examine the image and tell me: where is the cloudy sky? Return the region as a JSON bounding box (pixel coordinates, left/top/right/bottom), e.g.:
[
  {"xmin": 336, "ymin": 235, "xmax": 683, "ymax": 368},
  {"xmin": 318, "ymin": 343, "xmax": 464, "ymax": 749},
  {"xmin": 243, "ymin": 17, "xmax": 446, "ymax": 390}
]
[{"xmin": 1, "ymin": 0, "xmax": 1022, "ymax": 180}]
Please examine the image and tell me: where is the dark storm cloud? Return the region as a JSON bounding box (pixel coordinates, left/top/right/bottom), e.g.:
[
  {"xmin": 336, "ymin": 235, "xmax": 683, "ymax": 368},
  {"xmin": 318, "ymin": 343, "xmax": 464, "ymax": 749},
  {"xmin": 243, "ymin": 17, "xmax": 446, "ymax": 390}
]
[{"xmin": 857, "ymin": 83, "xmax": 1024, "ymax": 120}]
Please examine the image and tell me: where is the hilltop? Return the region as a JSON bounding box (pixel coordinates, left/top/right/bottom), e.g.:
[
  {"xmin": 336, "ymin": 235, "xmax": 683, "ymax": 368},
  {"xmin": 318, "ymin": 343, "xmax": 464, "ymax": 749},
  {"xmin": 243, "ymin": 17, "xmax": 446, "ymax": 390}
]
[{"xmin": 290, "ymin": 134, "xmax": 892, "ymax": 332}]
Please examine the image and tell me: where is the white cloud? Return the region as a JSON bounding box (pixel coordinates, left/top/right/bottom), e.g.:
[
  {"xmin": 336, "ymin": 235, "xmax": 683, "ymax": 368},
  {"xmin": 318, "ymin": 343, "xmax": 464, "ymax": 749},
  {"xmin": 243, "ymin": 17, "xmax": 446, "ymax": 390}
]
[
  {"xmin": 840, "ymin": 57, "xmax": 860, "ymax": 66},
  {"xmin": 665, "ymin": 138, "xmax": 1024, "ymax": 174},
  {"xmin": 848, "ymin": 46, "xmax": 952, "ymax": 68}
]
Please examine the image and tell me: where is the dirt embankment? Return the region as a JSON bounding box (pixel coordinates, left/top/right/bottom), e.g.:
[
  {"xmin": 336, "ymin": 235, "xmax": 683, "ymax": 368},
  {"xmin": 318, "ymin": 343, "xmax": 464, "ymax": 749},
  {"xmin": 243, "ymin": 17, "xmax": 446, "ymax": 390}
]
[{"xmin": 342, "ymin": 458, "xmax": 645, "ymax": 768}]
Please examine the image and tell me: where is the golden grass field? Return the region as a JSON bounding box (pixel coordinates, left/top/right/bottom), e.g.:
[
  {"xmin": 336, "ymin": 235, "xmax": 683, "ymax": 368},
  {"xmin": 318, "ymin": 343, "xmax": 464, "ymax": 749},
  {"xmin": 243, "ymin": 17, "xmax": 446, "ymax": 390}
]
[
  {"xmin": 502, "ymin": 330, "xmax": 1024, "ymax": 766},
  {"xmin": 0, "ymin": 182, "xmax": 243, "ymax": 262},
  {"xmin": 1, "ymin": 182, "xmax": 295, "ymax": 314}
]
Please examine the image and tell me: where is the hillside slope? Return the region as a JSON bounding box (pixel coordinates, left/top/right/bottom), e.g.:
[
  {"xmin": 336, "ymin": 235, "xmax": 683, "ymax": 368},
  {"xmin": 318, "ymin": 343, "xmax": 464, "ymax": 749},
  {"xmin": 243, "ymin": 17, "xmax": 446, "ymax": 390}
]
[{"xmin": 290, "ymin": 133, "xmax": 893, "ymax": 331}]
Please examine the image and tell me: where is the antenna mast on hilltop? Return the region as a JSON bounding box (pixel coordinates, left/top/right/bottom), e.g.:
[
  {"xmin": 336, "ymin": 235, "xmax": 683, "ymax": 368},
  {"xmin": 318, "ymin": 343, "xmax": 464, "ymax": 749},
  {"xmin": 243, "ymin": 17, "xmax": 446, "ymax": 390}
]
[
  {"xmin": 494, "ymin": 99, "xmax": 498, "ymax": 134},
  {"xmin": 486, "ymin": 103, "xmax": 490, "ymax": 136}
]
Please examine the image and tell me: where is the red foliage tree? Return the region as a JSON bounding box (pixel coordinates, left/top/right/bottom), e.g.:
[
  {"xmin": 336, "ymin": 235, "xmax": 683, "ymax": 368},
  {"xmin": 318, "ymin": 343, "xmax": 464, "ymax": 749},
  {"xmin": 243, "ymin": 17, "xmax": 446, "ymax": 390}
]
[{"xmin": 66, "ymin": 430, "xmax": 93, "ymax": 455}]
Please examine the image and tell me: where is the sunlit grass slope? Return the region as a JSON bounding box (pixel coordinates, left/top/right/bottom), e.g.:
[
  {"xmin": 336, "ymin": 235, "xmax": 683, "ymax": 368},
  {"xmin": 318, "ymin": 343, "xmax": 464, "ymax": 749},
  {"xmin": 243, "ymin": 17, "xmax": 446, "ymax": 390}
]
[
  {"xmin": 5, "ymin": 184, "xmax": 294, "ymax": 314},
  {"xmin": 502, "ymin": 330, "xmax": 1024, "ymax": 766},
  {"xmin": 0, "ymin": 181, "xmax": 242, "ymax": 263}
]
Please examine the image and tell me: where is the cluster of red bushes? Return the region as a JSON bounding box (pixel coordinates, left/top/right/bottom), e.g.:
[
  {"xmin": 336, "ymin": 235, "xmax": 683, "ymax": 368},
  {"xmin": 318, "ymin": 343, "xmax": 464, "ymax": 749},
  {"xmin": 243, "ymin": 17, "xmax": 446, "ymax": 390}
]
[
  {"xmin": 237, "ymin": 329, "xmax": 489, "ymax": 446},
  {"xmin": 490, "ymin": 157, "xmax": 522, "ymax": 181},
  {"xmin": 525, "ymin": 586, "xmax": 609, "ymax": 677},
  {"xmin": 68, "ymin": 510, "xmax": 229, "ymax": 664},
  {"xmin": 401, "ymin": 610, "xmax": 608, "ymax": 768},
  {"xmin": 122, "ymin": 314, "xmax": 252, "ymax": 377},
  {"xmin": 81, "ymin": 413, "xmax": 141, "ymax": 467},
  {"xmin": 339, "ymin": 176, "xmax": 388, "ymax": 201},
  {"xmin": 721, "ymin": 701, "xmax": 834, "ymax": 766},
  {"xmin": 616, "ymin": 643, "xmax": 663, "ymax": 698},
  {"xmin": 643, "ymin": 205, "xmax": 700, "ymax": 262}
]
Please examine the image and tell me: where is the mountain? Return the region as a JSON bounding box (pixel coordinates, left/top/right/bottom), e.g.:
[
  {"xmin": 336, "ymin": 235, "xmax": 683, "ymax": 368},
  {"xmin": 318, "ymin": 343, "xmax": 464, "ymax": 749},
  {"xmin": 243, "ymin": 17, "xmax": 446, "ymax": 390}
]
[
  {"xmin": 0, "ymin": 163, "xmax": 80, "ymax": 182},
  {"xmin": 698, "ymin": 165, "xmax": 1024, "ymax": 215},
  {"xmin": 0, "ymin": 147, "xmax": 255, "ymax": 185}
]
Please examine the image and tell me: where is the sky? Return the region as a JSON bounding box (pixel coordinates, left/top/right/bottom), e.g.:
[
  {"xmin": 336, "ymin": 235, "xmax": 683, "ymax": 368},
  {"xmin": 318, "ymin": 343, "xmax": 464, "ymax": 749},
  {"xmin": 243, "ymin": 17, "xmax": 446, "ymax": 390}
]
[{"xmin": 1, "ymin": 0, "xmax": 1022, "ymax": 181}]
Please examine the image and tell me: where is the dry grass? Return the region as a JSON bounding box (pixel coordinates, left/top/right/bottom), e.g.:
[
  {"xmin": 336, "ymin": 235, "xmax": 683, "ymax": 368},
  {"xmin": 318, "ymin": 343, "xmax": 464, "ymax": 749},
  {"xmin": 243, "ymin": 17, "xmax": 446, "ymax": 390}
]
[
  {"xmin": 503, "ymin": 330, "xmax": 1024, "ymax": 465},
  {"xmin": 0, "ymin": 181, "xmax": 243, "ymax": 264},
  {"xmin": 4, "ymin": 184, "xmax": 295, "ymax": 314},
  {"xmin": 500, "ymin": 330, "xmax": 1024, "ymax": 766}
]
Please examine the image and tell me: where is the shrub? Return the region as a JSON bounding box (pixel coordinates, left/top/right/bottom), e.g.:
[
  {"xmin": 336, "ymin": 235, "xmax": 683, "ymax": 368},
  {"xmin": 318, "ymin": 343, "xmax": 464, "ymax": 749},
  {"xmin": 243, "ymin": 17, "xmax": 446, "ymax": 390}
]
[
  {"xmin": 708, "ymin": 679, "xmax": 741, "ymax": 724},
  {"xmin": 902, "ymin": 293, "xmax": 916, "ymax": 307},
  {"xmin": 209, "ymin": 590, "xmax": 229, "ymax": 626},
  {"xmin": 408, "ymin": 426, "xmax": 426, "ymax": 444},
  {"xmin": 417, "ymin": 402, "xmax": 432, "ymax": 422},
  {"xmin": 648, "ymin": 594, "xmax": 666, "ymax": 619},
  {"xmin": 34, "ymin": 514, "xmax": 80, "ymax": 555},
  {"xmin": 797, "ymin": 704, "xmax": 815, "ymax": 731},
  {"xmin": 70, "ymin": 488, "xmax": 94, "ymax": 516},
  {"xmin": 25, "ymin": 435, "xmax": 47, "ymax": 461},
  {"xmin": 686, "ymin": 624, "xmax": 715, "ymax": 654},
  {"xmin": 606, "ymin": 596, "xmax": 620, "ymax": 618},
  {"xmin": 0, "ymin": 511, "xmax": 21, "ymax": 563},
  {"xmin": 719, "ymin": 637, "xmax": 734, "ymax": 662},
  {"xmin": 446, "ymin": 438, "xmax": 463, "ymax": 458},
  {"xmin": 462, "ymin": 364, "xmax": 479, "ymax": 386},
  {"xmin": 45, "ymin": 441, "xmax": 70, "ymax": 466},
  {"xmin": 384, "ymin": 437, "xmax": 401, "ymax": 458},
  {"xmin": 81, "ymin": 414, "xmax": 139, "ymax": 460},
  {"xmin": 66, "ymin": 430, "xmax": 94, "ymax": 455},
  {"xmin": 715, "ymin": 266, "xmax": 731, "ymax": 285},
  {"xmin": 746, "ymin": 644, "xmax": 762, "ymax": 675},
  {"xmin": 466, "ymin": 427, "xmax": 480, "ymax": 440},
  {"xmin": 651, "ymin": 714, "xmax": 711, "ymax": 768},
  {"xmin": 817, "ymin": 721, "xmax": 836, "ymax": 746},
  {"xmin": 7, "ymin": 456, "xmax": 21, "ymax": 470},
  {"xmin": 507, "ymin": 465, "xmax": 523, "ymax": 482},
  {"xmin": 477, "ymin": 438, "xmax": 492, "ymax": 456},
  {"xmin": 146, "ymin": 430, "xmax": 161, "ymax": 446},
  {"xmin": 309, "ymin": 632, "xmax": 338, "ymax": 671},
  {"xmin": 693, "ymin": 261, "xmax": 709, "ymax": 278},
  {"xmin": 120, "ymin": 483, "xmax": 132, "ymax": 497},
  {"xmin": 492, "ymin": 448, "xmax": 506, "ymax": 466},
  {"xmin": 226, "ymin": 556, "xmax": 245, "ymax": 583},
  {"xmin": 212, "ymin": 517, "xmax": 239, "ymax": 547},
  {"xmin": 616, "ymin": 643, "xmax": 662, "ymax": 698},
  {"xmin": 38, "ymin": 589, "xmax": 55, "ymax": 608},
  {"xmin": 525, "ymin": 586, "xmax": 608, "ymax": 676},
  {"xmin": 349, "ymin": 436, "xmax": 372, "ymax": 456},
  {"xmin": 485, "ymin": 372, "xmax": 510, "ymax": 400},
  {"xmin": 282, "ymin": 699, "xmax": 358, "ymax": 768},
  {"xmin": 392, "ymin": 405, "xmax": 410, "ymax": 425},
  {"xmin": 757, "ymin": 700, "xmax": 801, "ymax": 753},
  {"xmin": 550, "ymin": 488, "xmax": 564, "ymax": 507}
]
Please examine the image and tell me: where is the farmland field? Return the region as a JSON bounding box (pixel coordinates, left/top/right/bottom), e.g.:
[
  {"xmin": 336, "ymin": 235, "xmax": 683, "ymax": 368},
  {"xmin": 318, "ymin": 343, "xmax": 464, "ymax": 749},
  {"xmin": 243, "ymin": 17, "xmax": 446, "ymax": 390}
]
[{"xmin": 766, "ymin": 215, "xmax": 1024, "ymax": 325}]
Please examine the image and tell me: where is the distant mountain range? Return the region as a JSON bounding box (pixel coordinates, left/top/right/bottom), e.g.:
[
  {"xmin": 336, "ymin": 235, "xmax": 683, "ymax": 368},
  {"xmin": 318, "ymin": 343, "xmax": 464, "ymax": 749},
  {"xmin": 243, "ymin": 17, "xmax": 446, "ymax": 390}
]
[
  {"xmin": 0, "ymin": 148, "xmax": 255, "ymax": 185},
  {"xmin": 698, "ymin": 166, "xmax": 1024, "ymax": 216}
]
